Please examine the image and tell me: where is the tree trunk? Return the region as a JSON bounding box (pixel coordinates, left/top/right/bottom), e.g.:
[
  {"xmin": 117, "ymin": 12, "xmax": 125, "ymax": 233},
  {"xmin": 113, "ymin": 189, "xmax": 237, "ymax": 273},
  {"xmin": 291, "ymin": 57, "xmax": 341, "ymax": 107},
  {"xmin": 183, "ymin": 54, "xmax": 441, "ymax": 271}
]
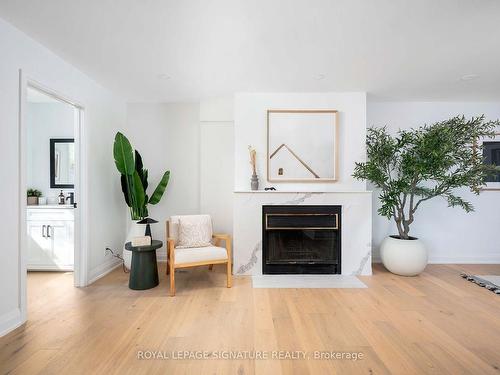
[{"xmin": 394, "ymin": 217, "xmax": 407, "ymax": 239}]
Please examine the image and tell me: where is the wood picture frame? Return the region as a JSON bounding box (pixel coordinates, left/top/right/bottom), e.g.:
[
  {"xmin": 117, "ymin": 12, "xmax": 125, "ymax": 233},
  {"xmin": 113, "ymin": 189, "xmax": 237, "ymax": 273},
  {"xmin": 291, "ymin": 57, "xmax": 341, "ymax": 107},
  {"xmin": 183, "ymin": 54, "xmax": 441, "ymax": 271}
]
[{"xmin": 267, "ymin": 109, "xmax": 339, "ymax": 182}]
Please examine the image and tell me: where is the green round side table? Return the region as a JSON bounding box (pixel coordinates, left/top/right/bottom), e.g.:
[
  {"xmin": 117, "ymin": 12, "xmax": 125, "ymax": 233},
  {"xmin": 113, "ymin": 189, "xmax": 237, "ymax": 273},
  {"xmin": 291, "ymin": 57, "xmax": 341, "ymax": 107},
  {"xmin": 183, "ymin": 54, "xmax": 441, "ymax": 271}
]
[{"xmin": 125, "ymin": 240, "xmax": 162, "ymax": 290}]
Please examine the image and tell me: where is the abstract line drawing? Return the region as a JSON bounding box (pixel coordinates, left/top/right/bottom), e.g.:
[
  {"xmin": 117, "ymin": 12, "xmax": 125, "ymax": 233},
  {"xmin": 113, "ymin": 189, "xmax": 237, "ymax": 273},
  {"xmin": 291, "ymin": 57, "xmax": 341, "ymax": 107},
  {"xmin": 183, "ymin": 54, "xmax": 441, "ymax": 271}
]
[{"xmin": 269, "ymin": 143, "xmax": 320, "ymax": 178}]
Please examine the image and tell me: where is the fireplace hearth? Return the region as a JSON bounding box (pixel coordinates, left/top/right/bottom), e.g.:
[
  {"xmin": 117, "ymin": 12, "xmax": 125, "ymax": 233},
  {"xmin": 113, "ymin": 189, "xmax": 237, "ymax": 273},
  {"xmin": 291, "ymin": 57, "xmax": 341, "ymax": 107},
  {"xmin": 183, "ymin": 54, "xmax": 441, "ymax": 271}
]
[{"xmin": 262, "ymin": 205, "xmax": 341, "ymax": 274}]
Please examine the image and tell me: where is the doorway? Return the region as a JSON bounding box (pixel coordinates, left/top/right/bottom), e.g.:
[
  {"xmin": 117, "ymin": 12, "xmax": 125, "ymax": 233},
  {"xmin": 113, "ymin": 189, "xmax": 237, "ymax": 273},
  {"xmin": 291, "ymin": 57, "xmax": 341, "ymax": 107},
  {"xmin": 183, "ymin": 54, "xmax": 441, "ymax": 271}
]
[{"xmin": 19, "ymin": 75, "xmax": 87, "ymax": 322}]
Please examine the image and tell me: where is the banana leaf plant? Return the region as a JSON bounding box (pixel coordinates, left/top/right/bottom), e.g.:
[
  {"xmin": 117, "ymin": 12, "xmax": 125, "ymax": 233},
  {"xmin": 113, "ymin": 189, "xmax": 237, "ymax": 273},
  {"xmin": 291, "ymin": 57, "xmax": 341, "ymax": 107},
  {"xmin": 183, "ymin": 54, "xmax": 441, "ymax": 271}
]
[{"xmin": 113, "ymin": 132, "xmax": 170, "ymax": 220}]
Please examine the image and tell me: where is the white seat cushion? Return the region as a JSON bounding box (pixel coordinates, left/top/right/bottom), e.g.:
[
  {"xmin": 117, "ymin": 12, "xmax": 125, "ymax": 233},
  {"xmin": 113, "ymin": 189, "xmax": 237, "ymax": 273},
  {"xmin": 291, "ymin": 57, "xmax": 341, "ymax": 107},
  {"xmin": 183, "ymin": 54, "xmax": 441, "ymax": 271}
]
[{"xmin": 174, "ymin": 246, "xmax": 227, "ymax": 265}]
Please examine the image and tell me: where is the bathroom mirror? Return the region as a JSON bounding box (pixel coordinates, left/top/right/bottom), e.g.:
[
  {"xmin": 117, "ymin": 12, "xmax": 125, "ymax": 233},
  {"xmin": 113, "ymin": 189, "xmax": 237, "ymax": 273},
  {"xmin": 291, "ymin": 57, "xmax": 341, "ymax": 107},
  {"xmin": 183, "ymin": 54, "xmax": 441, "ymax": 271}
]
[
  {"xmin": 267, "ymin": 110, "xmax": 338, "ymax": 182},
  {"xmin": 50, "ymin": 138, "xmax": 75, "ymax": 188}
]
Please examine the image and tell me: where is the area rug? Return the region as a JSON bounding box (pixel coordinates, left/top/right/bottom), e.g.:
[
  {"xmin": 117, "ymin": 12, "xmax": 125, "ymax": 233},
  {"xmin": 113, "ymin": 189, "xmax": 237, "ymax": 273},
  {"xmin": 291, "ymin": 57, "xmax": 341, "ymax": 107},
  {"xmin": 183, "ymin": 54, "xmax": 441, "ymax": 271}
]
[
  {"xmin": 252, "ymin": 275, "xmax": 367, "ymax": 289},
  {"xmin": 460, "ymin": 273, "xmax": 500, "ymax": 295}
]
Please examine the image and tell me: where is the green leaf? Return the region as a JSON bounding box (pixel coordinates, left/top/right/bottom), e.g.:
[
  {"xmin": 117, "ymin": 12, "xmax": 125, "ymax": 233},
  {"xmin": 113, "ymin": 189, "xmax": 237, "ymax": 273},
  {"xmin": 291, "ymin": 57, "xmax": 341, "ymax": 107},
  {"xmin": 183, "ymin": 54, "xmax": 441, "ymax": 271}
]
[
  {"xmin": 113, "ymin": 132, "xmax": 135, "ymax": 176},
  {"xmin": 134, "ymin": 150, "xmax": 149, "ymax": 191},
  {"xmin": 120, "ymin": 174, "xmax": 131, "ymax": 207},
  {"xmin": 149, "ymin": 171, "xmax": 170, "ymax": 205},
  {"xmin": 132, "ymin": 170, "xmax": 146, "ymax": 210}
]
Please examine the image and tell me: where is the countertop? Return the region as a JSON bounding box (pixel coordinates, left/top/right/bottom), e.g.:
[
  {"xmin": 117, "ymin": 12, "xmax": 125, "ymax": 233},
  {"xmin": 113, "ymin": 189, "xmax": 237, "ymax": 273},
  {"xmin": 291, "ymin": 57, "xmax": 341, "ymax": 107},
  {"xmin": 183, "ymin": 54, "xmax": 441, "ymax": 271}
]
[{"xmin": 27, "ymin": 205, "xmax": 74, "ymax": 209}]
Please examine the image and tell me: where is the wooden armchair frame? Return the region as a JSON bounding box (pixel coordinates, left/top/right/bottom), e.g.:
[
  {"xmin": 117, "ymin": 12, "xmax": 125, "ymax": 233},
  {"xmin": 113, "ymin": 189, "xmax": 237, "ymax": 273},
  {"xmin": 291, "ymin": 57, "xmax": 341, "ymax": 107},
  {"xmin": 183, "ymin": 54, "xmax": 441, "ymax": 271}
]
[{"xmin": 166, "ymin": 221, "xmax": 232, "ymax": 296}]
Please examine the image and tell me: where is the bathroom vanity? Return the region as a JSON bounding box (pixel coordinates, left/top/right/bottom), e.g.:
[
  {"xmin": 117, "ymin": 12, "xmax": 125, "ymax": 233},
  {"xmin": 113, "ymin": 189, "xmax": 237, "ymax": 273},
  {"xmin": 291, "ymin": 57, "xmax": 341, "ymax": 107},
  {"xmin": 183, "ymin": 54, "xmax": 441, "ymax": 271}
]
[{"xmin": 26, "ymin": 205, "xmax": 74, "ymax": 271}]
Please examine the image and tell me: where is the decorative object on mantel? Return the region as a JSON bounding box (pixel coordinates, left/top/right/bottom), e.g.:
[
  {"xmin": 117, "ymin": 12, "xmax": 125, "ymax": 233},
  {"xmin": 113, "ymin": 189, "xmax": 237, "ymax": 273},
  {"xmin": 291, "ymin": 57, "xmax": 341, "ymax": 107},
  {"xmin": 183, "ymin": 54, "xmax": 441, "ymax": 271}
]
[
  {"xmin": 264, "ymin": 187, "xmax": 276, "ymax": 191},
  {"xmin": 460, "ymin": 273, "xmax": 500, "ymax": 295},
  {"xmin": 113, "ymin": 132, "xmax": 171, "ymax": 270},
  {"xmin": 27, "ymin": 188, "xmax": 42, "ymax": 205},
  {"xmin": 353, "ymin": 115, "xmax": 500, "ymax": 276},
  {"xmin": 248, "ymin": 145, "xmax": 259, "ymax": 190},
  {"xmin": 267, "ymin": 109, "xmax": 338, "ymax": 182}
]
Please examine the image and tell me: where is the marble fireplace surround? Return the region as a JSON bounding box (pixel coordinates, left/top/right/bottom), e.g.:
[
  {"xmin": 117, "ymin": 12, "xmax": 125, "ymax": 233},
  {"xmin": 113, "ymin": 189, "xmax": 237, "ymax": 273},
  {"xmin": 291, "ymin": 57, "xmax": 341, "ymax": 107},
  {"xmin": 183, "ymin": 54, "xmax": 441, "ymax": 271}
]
[{"xmin": 233, "ymin": 191, "xmax": 373, "ymax": 276}]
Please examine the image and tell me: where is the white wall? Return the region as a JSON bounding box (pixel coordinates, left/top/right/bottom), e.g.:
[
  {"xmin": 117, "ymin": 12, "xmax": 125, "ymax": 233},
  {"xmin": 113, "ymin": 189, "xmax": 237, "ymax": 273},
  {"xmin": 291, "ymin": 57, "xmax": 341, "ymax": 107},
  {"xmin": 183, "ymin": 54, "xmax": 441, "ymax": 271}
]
[
  {"xmin": 125, "ymin": 103, "xmax": 200, "ymax": 259},
  {"xmin": 368, "ymin": 101, "xmax": 500, "ymax": 263},
  {"xmin": 27, "ymin": 102, "xmax": 74, "ymax": 198},
  {"xmin": 200, "ymin": 98, "xmax": 234, "ymax": 236},
  {"xmin": 234, "ymin": 92, "xmax": 367, "ymax": 192},
  {"xmin": 0, "ymin": 18, "xmax": 126, "ymax": 336}
]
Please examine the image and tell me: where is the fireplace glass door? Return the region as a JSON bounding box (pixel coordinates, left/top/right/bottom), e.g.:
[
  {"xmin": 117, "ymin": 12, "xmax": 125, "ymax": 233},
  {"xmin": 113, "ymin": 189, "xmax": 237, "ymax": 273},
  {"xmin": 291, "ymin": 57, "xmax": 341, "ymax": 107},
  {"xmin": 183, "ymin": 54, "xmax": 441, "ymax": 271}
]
[
  {"xmin": 267, "ymin": 229, "xmax": 339, "ymax": 264},
  {"xmin": 263, "ymin": 206, "xmax": 341, "ymax": 274}
]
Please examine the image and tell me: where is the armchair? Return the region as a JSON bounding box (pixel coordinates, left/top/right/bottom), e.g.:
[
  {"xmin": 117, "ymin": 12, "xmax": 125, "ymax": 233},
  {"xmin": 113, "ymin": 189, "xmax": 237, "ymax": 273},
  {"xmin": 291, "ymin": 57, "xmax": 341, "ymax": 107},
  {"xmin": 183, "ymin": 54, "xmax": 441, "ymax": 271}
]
[{"xmin": 166, "ymin": 215, "xmax": 232, "ymax": 296}]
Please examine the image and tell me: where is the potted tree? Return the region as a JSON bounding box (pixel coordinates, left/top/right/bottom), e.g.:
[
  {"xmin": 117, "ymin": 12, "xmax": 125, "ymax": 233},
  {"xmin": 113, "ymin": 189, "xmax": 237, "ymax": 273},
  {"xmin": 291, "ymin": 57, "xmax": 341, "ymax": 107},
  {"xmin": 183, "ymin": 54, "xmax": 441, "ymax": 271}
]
[
  {"xmin": 113, "ymin": 132, "xmax": 170, "ymax": 269},
  {"xmin": 353, "ymin": 115, "xmax": 499, "ymax": 276}
]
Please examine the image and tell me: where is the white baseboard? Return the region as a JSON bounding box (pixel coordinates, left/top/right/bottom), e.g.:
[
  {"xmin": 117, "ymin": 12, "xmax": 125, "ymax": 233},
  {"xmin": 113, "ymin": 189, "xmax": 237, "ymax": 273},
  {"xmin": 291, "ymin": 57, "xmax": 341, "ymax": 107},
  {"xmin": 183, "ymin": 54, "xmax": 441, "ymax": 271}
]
[
  {"xmin": 87, "ymin": 259, "xmax": 122, "ymax": 285},
  {"xmin": 27, "ymin": 265, "xmax": 73, "ymax": 271},
  {"xmin": 372, "ymin": 255, "xmax": 500, "ymax": 264},
  {"xmin": 0, "ymin": 308, "xmax": 23, "ymax": 337}
]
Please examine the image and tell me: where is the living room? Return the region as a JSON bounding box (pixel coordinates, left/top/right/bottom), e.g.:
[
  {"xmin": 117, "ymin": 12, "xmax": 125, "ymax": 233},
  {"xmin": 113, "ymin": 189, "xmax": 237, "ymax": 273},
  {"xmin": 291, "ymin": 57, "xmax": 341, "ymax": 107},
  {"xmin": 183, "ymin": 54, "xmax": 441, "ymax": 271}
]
[{"xmin": 1, "ymin": 1, "xmax": 500, "ymax": 374}]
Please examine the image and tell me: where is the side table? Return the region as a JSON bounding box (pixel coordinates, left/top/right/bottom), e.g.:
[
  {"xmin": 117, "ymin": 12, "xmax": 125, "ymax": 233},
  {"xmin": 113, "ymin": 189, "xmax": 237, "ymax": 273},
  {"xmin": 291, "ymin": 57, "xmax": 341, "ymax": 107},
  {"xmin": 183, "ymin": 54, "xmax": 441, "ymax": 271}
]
[{"xmin": 125, "ymin": 240, "xmax": 162, "ymax": 290}]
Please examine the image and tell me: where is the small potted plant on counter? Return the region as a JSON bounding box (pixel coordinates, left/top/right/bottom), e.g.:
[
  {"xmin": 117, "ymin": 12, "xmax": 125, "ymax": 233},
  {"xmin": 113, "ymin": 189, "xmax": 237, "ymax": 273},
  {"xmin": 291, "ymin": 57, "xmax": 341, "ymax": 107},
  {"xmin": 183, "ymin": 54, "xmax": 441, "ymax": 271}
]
[
  {"xmin": 27, "ymin": 189, "xmax": 42, "ymax": 205},
  {"xmin": 353, "ymin": 115, "xmax": 499, "ymax": 276}
]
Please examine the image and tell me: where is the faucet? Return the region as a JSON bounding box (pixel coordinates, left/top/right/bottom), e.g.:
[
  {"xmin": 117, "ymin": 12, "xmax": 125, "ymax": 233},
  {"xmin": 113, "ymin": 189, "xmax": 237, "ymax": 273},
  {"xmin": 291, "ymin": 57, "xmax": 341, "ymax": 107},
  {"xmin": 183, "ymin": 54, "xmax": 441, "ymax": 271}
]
[{"xmin": 66, "ymin": 192, "xmax": 75, "ymax": 205}]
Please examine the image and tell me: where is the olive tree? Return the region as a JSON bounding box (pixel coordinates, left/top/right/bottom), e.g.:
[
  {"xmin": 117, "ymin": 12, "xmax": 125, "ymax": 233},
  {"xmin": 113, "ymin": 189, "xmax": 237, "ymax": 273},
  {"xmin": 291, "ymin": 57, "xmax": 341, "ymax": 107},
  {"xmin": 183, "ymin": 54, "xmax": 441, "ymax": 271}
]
[{"xmin": 353, "ymin": 115, "xmax": 499, "ymax": 239}]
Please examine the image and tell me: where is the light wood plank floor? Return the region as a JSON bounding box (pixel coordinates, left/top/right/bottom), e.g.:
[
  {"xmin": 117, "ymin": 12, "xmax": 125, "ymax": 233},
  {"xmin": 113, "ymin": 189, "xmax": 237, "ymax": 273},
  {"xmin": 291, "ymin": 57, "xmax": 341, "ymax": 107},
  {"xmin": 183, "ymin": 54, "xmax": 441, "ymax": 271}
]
[{"xmin": 1, "ymin": 264, "xmax": 500, "ymax": 374}]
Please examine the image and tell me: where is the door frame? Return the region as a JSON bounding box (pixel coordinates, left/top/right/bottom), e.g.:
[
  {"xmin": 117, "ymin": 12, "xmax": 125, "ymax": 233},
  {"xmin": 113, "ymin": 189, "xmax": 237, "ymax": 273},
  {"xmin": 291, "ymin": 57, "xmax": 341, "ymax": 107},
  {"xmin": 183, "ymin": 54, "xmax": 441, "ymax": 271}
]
[{"xmin": 18, "ymin": 70, "xmax": 89, "ymax": 322}]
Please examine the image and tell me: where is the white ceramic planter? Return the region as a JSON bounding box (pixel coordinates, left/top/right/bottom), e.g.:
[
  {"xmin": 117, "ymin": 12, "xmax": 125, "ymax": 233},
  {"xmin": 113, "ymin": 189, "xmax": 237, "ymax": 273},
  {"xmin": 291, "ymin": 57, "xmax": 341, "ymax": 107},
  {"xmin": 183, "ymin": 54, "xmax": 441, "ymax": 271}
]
[
  {"xmin": 380, "ymin": 236, "xmax": 428, "ymax": 276},
  {"xmin": 123, "ymin": 221, "xmax": 147, "ymax": 270}
]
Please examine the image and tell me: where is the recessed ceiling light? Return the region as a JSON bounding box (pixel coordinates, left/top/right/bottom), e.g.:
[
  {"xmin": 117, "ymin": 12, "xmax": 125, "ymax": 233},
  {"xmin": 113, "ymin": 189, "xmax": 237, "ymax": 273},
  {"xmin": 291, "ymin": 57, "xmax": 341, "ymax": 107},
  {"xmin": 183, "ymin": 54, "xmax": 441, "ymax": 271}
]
[
  {"xmin": 316, "ymin": 74, "xmax": 326, "ymax": 80},
  {"xmin": 157, "ymin": 74, "xmax": 170, "ymax": 80},
  {"xmin": 460, "ymin": 74, "xmax": 479, "ymax": 81}
]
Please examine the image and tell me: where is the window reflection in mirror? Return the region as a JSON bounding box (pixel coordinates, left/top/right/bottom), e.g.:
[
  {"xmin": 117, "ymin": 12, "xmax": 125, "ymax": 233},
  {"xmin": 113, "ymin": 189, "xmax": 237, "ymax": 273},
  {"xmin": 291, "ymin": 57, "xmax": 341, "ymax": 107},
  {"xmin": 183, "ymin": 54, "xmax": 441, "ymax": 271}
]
[{"xmin": 50, "ymin": 138, "xmax": 75, "ymax": 188}]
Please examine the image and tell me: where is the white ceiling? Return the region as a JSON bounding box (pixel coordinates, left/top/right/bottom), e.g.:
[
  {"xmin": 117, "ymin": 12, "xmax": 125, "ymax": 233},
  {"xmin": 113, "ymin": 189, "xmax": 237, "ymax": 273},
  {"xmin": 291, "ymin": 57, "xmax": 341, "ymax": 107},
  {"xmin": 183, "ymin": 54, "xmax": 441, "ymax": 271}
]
[{"xmin": 1, "ymin": 0, "xmax": 500, "ymax": 102}]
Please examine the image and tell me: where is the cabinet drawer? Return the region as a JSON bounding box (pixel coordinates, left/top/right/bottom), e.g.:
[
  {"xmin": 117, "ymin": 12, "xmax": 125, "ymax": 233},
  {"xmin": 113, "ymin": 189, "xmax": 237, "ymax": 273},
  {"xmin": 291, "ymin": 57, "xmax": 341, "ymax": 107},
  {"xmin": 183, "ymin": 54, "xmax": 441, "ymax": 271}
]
[{"xmin": 27, "ymin": 208, "xmax": 74, "ymax": 221}]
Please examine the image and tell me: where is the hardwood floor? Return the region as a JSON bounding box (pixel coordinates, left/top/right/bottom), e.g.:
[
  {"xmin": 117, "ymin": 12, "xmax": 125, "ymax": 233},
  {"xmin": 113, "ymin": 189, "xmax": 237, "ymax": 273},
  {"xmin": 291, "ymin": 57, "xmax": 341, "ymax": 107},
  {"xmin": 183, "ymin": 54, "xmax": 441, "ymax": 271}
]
[{"xmin": 1, "ymin": 264, "xmax": 500, "ymax": 374}]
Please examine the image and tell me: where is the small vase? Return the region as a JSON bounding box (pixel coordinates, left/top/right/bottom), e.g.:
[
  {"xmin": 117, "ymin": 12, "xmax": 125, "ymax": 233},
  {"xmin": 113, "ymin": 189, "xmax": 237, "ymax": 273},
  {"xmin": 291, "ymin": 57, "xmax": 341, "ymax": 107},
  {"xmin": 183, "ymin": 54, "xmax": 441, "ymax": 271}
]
[
  {"xmin": 123, "ymin": 220, "xmax": 148, "ymax": 270},
  {"xmin": 251, "ymin": 173, "xmax": 259, "ymax": 190},
  {"xmin": 27, "ymin": 196, "xmax": 38, "ymax": 205}
]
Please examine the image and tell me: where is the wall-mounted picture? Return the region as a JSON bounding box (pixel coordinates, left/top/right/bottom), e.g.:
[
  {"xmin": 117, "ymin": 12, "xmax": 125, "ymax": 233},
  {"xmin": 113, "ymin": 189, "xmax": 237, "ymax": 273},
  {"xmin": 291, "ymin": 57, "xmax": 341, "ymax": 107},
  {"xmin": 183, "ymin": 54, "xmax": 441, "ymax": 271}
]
[
  {"xmin": 267, "ymin": 109, "xmax": 338, "ymax": 182},
  {"xmin": 480, "ymin": 132, "xmax": 500, "ymax": 190}
]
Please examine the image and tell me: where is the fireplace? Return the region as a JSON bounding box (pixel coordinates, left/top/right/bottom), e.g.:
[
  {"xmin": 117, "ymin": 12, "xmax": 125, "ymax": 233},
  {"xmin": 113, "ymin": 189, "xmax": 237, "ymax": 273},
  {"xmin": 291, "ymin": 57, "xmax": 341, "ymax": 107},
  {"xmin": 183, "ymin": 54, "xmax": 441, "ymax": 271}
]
[{"xmin": 262, "ymin": 205, "xmax": 341, "ymax": 274}]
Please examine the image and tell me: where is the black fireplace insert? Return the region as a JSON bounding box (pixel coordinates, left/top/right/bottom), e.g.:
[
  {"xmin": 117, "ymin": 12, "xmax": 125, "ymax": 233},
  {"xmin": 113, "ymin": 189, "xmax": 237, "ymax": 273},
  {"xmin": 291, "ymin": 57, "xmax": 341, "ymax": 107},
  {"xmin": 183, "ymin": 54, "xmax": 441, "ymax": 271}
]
[{"xmin": 262, "ymin": 205, "xmax": 341, "ymax": 274}]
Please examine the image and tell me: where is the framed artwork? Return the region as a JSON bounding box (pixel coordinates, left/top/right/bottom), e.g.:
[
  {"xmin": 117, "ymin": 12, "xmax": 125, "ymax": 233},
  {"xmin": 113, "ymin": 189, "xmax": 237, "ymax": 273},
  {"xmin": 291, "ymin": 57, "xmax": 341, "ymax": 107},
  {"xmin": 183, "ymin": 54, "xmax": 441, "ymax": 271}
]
[
  {"xmin": 479, "ymin": 132, "xmax": 500, "ymax": 190},
  {"xmin": 267, "ymin": 110, "xmax": 338, "ymax": 182}
]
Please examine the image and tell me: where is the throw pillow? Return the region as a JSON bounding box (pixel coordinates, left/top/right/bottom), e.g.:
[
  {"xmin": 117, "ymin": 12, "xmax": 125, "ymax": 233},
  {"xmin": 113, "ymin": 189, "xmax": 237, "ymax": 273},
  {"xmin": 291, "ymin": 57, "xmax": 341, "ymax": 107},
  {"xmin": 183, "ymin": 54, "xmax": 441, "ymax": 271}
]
[{"xmin": 176, "ymin": 215, "xmax": 213, "ymax": 248}]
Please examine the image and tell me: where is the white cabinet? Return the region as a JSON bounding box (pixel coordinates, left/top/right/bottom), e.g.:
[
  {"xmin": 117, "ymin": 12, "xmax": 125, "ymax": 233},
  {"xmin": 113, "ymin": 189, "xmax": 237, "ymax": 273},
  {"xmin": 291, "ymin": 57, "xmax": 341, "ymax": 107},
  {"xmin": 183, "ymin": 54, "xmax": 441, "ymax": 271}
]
[{"xmin": 27, "ymin": 207, "xmax": 74, "ymax": 271}]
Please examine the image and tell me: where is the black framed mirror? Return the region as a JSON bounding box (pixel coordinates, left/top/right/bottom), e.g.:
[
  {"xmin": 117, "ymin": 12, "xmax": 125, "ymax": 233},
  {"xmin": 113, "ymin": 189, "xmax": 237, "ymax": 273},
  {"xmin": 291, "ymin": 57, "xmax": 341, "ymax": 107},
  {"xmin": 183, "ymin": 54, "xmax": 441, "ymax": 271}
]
[{"xmin": 50, "ymin": 138, "xmax": 75, "ymax": 188}]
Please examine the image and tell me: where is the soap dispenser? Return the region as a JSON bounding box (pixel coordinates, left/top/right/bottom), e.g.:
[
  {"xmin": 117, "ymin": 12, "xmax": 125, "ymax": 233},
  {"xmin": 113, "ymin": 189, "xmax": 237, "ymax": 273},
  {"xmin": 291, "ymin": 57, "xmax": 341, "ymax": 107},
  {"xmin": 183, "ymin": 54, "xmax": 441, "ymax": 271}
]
[{"xmin": 58, "ymin": 190, "xmax": 65, "ymax": 205}]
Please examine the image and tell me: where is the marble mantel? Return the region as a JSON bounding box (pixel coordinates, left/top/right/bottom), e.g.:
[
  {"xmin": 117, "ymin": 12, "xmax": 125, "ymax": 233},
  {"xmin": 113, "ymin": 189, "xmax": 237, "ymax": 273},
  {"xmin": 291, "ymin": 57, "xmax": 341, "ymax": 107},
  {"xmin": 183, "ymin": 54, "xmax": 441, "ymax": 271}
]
[{"xmin": 233, "ymin": 191, "xmax": 373, "ymax": 276}]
